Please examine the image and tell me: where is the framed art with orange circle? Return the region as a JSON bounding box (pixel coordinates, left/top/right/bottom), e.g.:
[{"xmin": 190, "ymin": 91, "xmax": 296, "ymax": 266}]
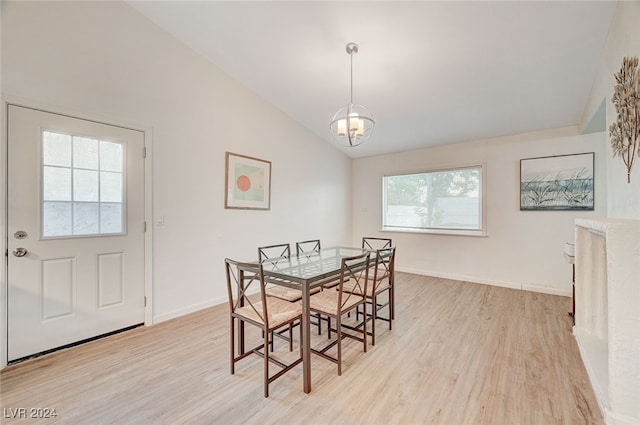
[{"xmin": 225, "ymin": 152, "xmax": 271, "ymax": 210}]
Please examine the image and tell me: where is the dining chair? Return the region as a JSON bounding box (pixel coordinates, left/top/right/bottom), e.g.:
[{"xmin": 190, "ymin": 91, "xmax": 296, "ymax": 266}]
[
  {"xmin": 362, "ymin": 237, "xmax": 395, "ymax": 320},
  {"xmin": 258, "ymin": 243, "xmax": 291, "ymax": 263},
  {"xmin": 294, "ymin": 238, "xmax": 343, "ymax": 336},
  {"xmin": 258, "ymin": 243, "xmax": 302, "ymax": 304},
  {"xmin": 295, "ymin": 239, "xmax": 321, "ymax": 257},
  {"xmin": 309, "ymin": 252, "xmax": 370, "ymax": 375},
  {"xmin": 225, "ymin": 258, "xmax": 303, "ymax": 397},
  {"xmin": 362, "ymin": 237, "xmax": 392, "ymax": 251},
  {"xmin": 296, "ymin": 239, "xmax": 340, "ymax": 289},
  {"xmin": 344, "ymin": 246, "xmax": 396, "ymax": 345},
  {"xmin": 257, "ymin": 243, "xmax": 298, "ymax": 351},
  {"xmin": 258, "ymin": 243, "xmax": 323, "ymax": 341}
]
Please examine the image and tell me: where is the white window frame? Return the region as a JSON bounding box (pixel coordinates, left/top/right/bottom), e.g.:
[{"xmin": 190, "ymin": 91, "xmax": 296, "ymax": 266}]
[
  {"xmin": 382, "ymin": 163, "xmax": 487, "ymax": 237},
  {"xmin": 40, "ymin": 129, "xmax": 127, "ymax": 240}
]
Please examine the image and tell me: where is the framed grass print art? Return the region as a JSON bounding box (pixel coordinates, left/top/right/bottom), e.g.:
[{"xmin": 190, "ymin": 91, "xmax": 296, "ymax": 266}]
[
  {"xmin": 520, "ymin": 152, "xmax": 594, "ymax": 211},
  {"xmin": 225, "ymin": 152, "xmax": 271, "ymax": 210}
]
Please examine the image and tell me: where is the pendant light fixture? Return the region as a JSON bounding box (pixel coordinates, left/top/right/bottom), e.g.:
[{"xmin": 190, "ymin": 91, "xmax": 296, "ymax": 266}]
[{"xmin": 330, "ymin": 42, "xmax": 375, "ymax": 147}]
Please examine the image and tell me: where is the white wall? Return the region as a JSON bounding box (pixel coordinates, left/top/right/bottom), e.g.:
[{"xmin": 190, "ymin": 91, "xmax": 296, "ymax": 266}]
[
  {"xmin": 352, "ymin": 128, "xmax": 606, "ymax": 295},
  {"xmin": 583, "ymin": 1, "xmax": 640, "ymax": 219},
  {"xmin": 0, "ymin": 0, "xmax": 351, "ymax": 337}
]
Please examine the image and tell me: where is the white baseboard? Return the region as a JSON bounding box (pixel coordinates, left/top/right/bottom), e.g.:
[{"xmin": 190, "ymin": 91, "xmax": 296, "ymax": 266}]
[
  {"xmin": 522, "ymin": 283, "xmax": 572, "ymax": 297},
  {"xmin": 396, "ymin": 266, "xmax": 572, "ymax": 297},
  {"xmin": 153, "ymin": 296, "xmax": 226, "ymax": 324},
  {"xmin": 152, "ymin": 269, "xmax": 571, "ymax": 325}
]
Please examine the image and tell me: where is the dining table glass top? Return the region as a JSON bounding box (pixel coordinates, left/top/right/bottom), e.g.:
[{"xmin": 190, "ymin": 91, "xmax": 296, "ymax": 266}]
[{"xmin": 260, "ymin": 246, "xmax": 366, "ymax": 282}]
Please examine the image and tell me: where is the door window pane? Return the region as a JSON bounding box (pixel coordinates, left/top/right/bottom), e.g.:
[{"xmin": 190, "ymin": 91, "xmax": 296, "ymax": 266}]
[
  {"xmin": 100, "ymin": 172, "xmax": 122, "ymax": 202},
  {"xmin": 73, "ymin": 203, "xmax": 99, "ymax": 235},
  {"xmin": 100, "ymin": 141, "xmax": 123, "ymax": 172},
  {"xmin": 43, "ymin": 167, "xmax": 71, "ymax": 201},
  {"xmin": 43, "ymin": 202, "xmax": 73, "ymax": 236},
  {"xmin": 100, "ymin": 204, "xmax": 123, "ymax": 233},
  {"xmin": 73, "ymin": 136, "xmax": 99, "ymax": 169},
  {"xmin": 43, "ymin": 131, "xmax": 71, "ymax": 167},
  {"xmin": 41, "ymin": 131, "xmax": 125, "ymax": 238},
  {"xmin": 73, "ymin": 169, "xmax": 99, "ymax": 202}
]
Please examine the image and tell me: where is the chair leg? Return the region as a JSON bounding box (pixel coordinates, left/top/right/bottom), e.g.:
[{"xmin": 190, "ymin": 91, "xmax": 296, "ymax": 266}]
[
  {"xmin": 391, "ymin": 283, "xmax": 395, "ymax": 321},
  {"xmin": 299, "ymin": 319, "xmax": 304, "ymax": 358},
  {"xmin": 289, "ymin": 324, "xmax": 294, "ymax": 352},
  {"xmin": 336, "ymin": 314, "xmax": 342, "ymax": 376},
  {"xmin": 389, "ymin": 289, "xmax": 393, "ymax": 330},
  {"xmin": 264, "ymin": 327, "xmax": 269, "ymax": 398},
  {"xmin": 363, "ymin": 305, "xmax": 368, "ymax": 354},
  {"xmin": 371, "ymin": 295, "xmax": 376, "ymax": 346},
  {"xmin": 230, "ymin": 316, "xmax": 235, "ymax": 374}
]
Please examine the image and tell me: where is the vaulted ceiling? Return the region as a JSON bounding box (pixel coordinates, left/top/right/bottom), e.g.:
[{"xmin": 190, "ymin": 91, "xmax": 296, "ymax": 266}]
[{"xmin": 128, "ymin": 1, "xmax": 617, "ymax": 158}]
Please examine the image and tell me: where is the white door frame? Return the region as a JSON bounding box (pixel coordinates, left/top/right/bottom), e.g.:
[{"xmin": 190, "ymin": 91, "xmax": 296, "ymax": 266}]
[{"xmin": 0, "ymin": 97, "xmax": 154, "ymax": 369}]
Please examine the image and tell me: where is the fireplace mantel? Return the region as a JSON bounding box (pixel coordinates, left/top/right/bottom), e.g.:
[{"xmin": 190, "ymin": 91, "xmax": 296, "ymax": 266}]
[{"xmin": 574, "ymin": 218, "xmax": 640, "ymax": 425}]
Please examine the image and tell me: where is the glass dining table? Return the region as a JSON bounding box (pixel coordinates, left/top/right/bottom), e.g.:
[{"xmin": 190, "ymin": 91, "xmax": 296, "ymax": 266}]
[{"xmin": 260, "ymin": 246, "xmax": 368, "ymax": 394}]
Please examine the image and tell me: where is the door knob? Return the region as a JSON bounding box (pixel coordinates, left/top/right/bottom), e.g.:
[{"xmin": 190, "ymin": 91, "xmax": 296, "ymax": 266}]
[{"xmin": 13, "ymin": 248, "xmax": 28, "ymax": 257}]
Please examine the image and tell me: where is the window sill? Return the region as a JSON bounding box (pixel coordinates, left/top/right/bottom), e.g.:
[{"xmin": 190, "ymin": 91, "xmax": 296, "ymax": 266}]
[{"xmin": 381, "ymin": 227, "xmax": 487, "ymax": 237}]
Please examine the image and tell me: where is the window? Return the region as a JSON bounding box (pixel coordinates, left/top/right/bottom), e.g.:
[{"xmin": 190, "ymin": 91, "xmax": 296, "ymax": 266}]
[
  {"xmin": 41, "ymin": 130, "xmax": 125, "ymax": 238},
  {"xmin": 382, "ymin": 165, "xmax": 484, "ymax": 235}
]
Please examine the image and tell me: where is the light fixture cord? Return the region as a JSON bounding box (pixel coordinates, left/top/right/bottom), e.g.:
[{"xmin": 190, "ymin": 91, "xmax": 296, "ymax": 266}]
[
  {"xmin": 348, "ymin": 52, "xmax": 355, "ymax": 146},
  {"xmin": 350, "ymin": 51, "xmax": 354, "ymax": 105}
]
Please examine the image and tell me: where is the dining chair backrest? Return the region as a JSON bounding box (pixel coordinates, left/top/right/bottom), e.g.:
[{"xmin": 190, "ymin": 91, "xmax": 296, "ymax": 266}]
[
  {"xmin": 337, "ymin": 252, "xmax": 370, "ymax": 311},
  {"xmin": 296, "ymin": 239, "xmax": 321, "ymax": 256},
  {"xmin": 362, "ymin": 237, "xmax": 392, "ymax": 251},
  {"xmin": 258, "ymin": 243, "xmax": 302, "ymax": 303},
  {"xmin": 258, "ymin": 243, "xmax": 291, "ymax": 264},
  {"xmin": 224, "ymin": 258, "xmax": 268, "ymax": 326},
  {"xmin": 364, "ymin": 246, "xmax": 396, "ymax": 346},
  {"xmin": 371, "ymin": 246, "xmax": 396, "ymax": 289}
]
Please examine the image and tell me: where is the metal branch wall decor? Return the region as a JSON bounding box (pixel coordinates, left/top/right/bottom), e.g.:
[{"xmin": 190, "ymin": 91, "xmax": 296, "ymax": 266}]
[{"xmin": 609, "ymin": 56, "xmax": 640, "ymax": 183}]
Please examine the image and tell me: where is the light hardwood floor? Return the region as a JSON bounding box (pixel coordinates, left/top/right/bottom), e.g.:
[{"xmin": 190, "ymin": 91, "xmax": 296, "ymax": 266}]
[{"xmin": 1, "ymin": 273, "xmax": 602, "ymax": 425}]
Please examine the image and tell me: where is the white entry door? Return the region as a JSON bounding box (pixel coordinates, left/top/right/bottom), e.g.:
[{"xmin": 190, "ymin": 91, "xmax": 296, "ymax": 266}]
[{"xmin": 7, "ymin": 105, "xmax": 145, "ymax": 361}]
